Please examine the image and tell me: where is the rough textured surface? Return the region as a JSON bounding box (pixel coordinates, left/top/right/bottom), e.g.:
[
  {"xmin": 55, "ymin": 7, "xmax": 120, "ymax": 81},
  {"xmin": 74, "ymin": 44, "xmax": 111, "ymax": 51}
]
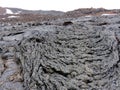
[
  {"xmin": 0, "ymin": 45, "xmax": 23, "ymax": 90},
  {"xmin": 1, "ymin": 15, "xmax": 120, "ymax": 90},
  {"xmin": 17, "ymin": 15, "xmax": 120, "ymax": 90}
]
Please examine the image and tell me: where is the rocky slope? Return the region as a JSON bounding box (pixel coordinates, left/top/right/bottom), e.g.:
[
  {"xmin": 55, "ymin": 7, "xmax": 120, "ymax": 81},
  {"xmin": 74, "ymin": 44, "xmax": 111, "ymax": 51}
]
[{"xmin": 0, "ymin": 14, "xmax": 120, "ymax": 90}]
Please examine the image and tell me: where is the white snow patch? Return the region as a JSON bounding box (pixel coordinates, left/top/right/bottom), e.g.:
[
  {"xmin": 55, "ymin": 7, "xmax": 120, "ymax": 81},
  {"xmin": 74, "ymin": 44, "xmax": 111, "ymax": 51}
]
[
  {"xmin": 85, "ymin": 15, "xmax": 92, "ymax": 18},
  {"xmin": 101, "ymin": 13, "xmax": 117, "ymax": 16},
  {"xmin": 15, "ymin": 11, "xmax": 21, "ymax": 14},
  {"xmin": 8, "ymin": 16, "xmax": 19, "ymax": 18},
  {"xmin": 2, "ymin": 18, "xmax": 5, "ymax": 20},
  {"xmin": 6, "ymin": 9, "xmax": 13, "ymax": 14}
]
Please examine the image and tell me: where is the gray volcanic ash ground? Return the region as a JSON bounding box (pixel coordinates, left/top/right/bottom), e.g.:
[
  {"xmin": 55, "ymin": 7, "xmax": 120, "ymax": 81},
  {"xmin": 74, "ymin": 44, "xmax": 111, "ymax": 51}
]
[{"xmin": 0, "ymin": 7, "xmax": 120, "ymax": 90}]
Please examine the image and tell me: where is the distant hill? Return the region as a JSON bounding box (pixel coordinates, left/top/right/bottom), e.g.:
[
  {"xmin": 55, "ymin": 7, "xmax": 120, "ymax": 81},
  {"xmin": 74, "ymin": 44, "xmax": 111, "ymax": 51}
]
[
  {"xmin": 64, "ymin": 8, "xmax": 120, "ymax": 18},
  {"xmin": 1, "ymin": 7, "xmax": 120, "ymax": 23},
  {"xmin": 0, "ymin": 7, "xmax": 6, "ymax": 15},
  {"xmin": 0, "ymin": 7, "xmax": 64, "ymax": 16},
  {"xmin": 7, "ymin": 7, "xmax": 64, "ymax": 16}
]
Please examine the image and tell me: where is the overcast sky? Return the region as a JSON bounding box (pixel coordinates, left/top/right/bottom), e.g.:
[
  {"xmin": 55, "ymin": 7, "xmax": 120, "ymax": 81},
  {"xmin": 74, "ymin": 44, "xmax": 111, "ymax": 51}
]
[{"xmin": 0, "ymin": 0, "xmax": 120, "ymax": 11}]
